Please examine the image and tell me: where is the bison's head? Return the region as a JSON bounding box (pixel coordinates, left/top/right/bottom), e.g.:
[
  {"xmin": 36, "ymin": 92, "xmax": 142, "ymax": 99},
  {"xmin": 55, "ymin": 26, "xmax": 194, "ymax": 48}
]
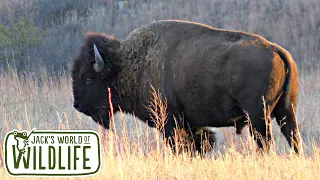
[{"xmin": 71, "ymin": 32, "xmax": 120, "ymax": 129}]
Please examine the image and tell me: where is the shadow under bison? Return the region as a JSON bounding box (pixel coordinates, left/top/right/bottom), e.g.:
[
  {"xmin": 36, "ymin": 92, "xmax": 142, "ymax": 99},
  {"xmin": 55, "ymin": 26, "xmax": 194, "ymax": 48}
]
[{"xmin": 71, "ymin": 20, "xmax": 301, "ymax": 153}]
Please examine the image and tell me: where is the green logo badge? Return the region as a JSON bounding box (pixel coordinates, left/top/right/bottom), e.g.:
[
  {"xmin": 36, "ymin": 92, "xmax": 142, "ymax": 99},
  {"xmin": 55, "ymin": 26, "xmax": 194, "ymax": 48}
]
[{"xmin": 3, "ymin": 129, "xmax": 101, "ymax": 177}]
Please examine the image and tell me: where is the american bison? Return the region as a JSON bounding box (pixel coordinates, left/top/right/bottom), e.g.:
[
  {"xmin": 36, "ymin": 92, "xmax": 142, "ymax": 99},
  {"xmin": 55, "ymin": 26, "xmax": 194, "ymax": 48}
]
[{"xmin": 71, "ymin": 20, "xmax": 301, "ymax": 153}]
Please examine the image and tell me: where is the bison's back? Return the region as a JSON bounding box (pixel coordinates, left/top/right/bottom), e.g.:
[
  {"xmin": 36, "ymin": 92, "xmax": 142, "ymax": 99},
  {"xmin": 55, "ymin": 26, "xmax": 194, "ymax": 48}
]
[{"xmin": 122, "ymin": 20, "xmax": 292, "ymax": 127}]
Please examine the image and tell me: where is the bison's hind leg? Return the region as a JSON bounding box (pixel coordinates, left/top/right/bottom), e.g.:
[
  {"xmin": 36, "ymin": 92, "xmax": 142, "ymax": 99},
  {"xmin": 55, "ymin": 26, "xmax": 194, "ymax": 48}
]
[
  {"xmin": 239, "ymin": 102, "xmax": 272, "ymax": 152},
  {"xmin": 274, "ymin": 95, "xmax": 301, "ymax": 153}
]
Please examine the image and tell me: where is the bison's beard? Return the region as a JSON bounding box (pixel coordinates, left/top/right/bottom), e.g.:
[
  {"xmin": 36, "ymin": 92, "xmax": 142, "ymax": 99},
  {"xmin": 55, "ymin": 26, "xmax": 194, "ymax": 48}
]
[{"xmin": 90, "ymin": 109, "xmax": 110, "ymax": 129}]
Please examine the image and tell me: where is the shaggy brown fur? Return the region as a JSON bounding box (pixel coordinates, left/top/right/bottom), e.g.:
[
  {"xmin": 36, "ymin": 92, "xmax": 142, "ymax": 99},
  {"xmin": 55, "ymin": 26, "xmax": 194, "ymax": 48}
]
[{"xmin": 71, "ymin": 20, "xmax": 300, "ymax": 153}]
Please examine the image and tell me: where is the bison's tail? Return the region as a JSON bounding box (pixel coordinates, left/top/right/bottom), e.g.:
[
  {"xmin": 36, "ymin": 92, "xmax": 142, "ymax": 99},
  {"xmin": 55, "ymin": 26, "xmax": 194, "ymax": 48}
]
[{"xmin": 275, "ymin": 46, "xmax": 299, "ymax": 109}]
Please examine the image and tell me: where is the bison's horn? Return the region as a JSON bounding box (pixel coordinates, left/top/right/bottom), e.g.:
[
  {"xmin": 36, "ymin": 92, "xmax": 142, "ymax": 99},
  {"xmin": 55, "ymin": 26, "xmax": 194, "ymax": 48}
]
[{"xmin": 93, "ymin": 44, "xmax": 104, "ymax": 72}]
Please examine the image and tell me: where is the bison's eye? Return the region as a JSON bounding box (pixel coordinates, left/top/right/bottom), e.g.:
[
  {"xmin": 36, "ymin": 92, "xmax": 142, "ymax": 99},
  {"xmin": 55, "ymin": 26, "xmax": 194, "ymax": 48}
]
[{"xmin": 85, "ymin": 78, "xmax": 93, "ymax": 86}]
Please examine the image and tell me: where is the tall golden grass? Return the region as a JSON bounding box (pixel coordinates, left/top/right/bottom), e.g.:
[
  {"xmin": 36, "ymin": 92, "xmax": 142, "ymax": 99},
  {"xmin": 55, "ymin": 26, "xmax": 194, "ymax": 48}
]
[{"xmin": 0, "ymin": 65, "xmax": 319, "ymax": 179}]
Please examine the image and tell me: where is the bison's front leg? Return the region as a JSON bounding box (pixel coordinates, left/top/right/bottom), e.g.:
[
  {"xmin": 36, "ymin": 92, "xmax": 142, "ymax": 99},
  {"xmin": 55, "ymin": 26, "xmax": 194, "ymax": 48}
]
[
  {"xmin": 163, "ymin": 114, "xmax": 194, "ymax": 154},
  {"xmin": 163, "ymin": 115, "xmax": 180, "ymax": 153}
]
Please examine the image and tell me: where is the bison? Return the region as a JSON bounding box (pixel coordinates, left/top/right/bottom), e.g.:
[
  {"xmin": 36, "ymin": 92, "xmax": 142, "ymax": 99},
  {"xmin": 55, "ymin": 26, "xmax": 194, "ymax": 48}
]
[{"xmin": 71, "ymin": 20, "xmax": 301, "ymax": 153}]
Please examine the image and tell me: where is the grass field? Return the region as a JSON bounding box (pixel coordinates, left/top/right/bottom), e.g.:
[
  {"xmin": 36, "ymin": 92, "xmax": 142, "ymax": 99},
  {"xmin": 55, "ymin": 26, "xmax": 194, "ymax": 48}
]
[{"xmin": 0, "ymin": 64, "xmax": 319, "ymax": 179}]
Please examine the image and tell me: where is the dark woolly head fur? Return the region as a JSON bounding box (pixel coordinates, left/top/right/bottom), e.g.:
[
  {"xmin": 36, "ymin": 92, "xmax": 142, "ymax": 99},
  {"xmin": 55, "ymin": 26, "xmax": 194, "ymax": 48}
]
[{"xmin": 71, "ymin": 32, "xmax": 120, "ymax": 81}]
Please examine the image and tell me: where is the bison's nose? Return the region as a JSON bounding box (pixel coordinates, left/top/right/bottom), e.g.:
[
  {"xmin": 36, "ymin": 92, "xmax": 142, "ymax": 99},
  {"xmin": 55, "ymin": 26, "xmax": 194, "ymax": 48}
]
[
  {"xmin": 73, "ymin": 103, "xmax": 80, "ymax": 111},
  {"xmin": 73, "ymin": 103, "xmax": 91, "ymax": 116}
]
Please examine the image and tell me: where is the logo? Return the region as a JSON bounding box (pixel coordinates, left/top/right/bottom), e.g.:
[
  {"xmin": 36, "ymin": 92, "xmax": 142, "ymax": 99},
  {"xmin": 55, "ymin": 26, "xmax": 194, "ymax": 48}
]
[{"xmin": 3, "ymin": 129, "xmax": 101, "ymax": 177}]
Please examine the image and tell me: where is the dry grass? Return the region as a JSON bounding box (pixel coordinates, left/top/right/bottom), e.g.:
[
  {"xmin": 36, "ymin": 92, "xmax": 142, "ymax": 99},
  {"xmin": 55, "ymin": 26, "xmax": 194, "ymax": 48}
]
[{"xmin": 0, "ymin": 65, "xmax": 319, "ymax": 179}]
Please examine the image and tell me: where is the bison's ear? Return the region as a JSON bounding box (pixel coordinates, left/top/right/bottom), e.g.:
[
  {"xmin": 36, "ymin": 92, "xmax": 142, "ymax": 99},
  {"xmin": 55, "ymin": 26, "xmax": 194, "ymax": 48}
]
[{"xmin": 93, "ymin": 44, "xmax": 105, "ymax": 72}]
